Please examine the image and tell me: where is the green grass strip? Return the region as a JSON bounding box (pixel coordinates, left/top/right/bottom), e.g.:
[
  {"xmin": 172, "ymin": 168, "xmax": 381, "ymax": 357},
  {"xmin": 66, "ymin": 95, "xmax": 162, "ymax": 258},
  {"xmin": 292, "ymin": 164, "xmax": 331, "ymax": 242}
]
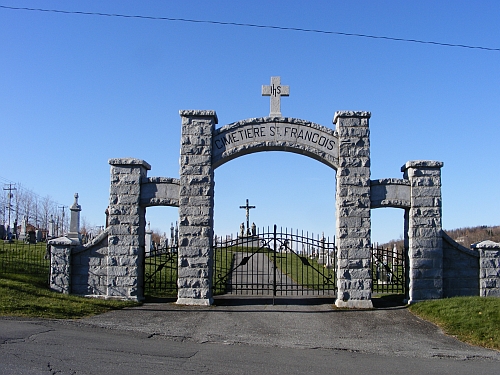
[
  {"xmin": 409, "ymin": 296, "xmax": 500, "ymax": 350},
  {"xmin": 0, "ymin": 275, "xmax": 138, "ymax": 319}
]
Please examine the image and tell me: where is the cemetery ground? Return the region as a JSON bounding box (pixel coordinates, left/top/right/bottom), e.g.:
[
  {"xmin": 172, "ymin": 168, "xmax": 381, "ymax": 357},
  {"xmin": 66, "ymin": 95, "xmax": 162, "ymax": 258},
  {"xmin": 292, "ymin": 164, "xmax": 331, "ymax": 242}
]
[
  {"xmin": 1, "ymin": 240, "xmax": 499, "ymax": 375},
  {"xmin": 0, "ymin": 241, "xmax": 500, "ymax": 350},
  {"xmin": 0, "ymin": 240, "xmax": 499, "ymax": 351}
]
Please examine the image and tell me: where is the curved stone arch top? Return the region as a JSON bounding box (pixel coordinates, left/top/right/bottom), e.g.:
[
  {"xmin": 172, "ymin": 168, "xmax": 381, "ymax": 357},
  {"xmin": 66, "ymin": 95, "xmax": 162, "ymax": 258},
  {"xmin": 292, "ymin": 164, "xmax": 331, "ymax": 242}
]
[{"xmin": 212, "ymin": 117, "xmax": 339, "ymax": 169}]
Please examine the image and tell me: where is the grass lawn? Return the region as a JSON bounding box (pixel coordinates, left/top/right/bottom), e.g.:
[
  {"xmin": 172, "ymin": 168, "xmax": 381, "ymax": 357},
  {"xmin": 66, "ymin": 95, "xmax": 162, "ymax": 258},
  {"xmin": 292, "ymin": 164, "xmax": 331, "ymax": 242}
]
[
  {"xmin": 0, "ymin": 273, "xmax": 139, "ymax": 319},
  {"xmin": 409, "ymin": 296, "xmax": 500, "ymax": 351},
  {"xmin": 273, "ymin": 251, "xmax": 335, "ymax": 290},
  {"xmin": 1, "ymin": 240, "xmax": 138, "ymax": 318}
]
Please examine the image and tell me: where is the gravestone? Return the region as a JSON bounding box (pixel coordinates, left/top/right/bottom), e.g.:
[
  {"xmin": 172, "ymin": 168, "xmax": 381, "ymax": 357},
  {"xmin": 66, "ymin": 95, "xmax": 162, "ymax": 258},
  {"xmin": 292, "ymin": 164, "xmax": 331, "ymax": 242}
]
[
  {"xmin": 26, "ymin": 231, "xmax": 36, "ymax": 244},
  {"xmin": 145, "ymin": 222, "xmax": 153, "ymax": 256},
  {"xmin": 13, "ymin": 220, "xmax": 17, "ymax": 240},
  {"xmin": 6, "ymin": 225, "xmax": 12, "ymax": 242},
  {"xmin": 317, "ymin": 234, "xmax": 327, "ymax": 265},
  {"xmin": 19, "ymin": 216, "xmax": 28, "ymax": 242},
  {"xmin": 67, "ymin": 193, "xmax": 81, "ymax": 241},
  {"xmin": 35, "ymin": 229, "xmax": 42, "ymax": 243},
  {"xmin": 48, "ymin": 215, "xmax": 55, "ymax": 239}
]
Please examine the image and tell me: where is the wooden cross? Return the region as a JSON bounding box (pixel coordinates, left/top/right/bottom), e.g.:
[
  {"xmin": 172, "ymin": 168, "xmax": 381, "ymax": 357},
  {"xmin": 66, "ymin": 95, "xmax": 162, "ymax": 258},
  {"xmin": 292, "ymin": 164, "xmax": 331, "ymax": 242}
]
[
  {"xmin": 239, "ymin": 199, "xmax": 256, "ymax": 234},
  {"xmin": 262, "ymin": 76, "xmax": 289, "ymax": 117}
]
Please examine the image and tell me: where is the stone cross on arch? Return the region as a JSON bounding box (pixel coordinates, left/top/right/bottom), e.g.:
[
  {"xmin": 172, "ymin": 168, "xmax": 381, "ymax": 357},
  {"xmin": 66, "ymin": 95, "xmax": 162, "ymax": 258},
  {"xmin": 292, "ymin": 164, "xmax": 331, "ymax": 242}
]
[{"xmin": 262, "ymin": 76, "xmax": 289, "ymax": 117}]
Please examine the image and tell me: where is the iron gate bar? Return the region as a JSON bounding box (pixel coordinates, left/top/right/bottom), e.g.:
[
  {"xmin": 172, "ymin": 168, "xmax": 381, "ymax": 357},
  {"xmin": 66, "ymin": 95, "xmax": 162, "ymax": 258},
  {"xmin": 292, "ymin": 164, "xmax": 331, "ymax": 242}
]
[
  {"xmin": 371, "ymin": 244, "xmax": 407, "ymax": 296},
  {"xmin": 273, "ymin": 225, "xmax": 277, "ymax": 299},
  {"xmin": 213, "ymin": 225, "xmax": 337, "ymax": 297},
  {"xmin": 144, "ymin": 244, "xmax": 178, "ymax": 298},
  {"xmin": 145, "ymin": 252, "xmax": 176, "ymax": 283},
  {"xmin": 213, "ymin": 235, "xmax": 276, "ymax": 292},
  {"xmin": 278, "ymin": 237, "xmax": 335, "ymax": 287}
]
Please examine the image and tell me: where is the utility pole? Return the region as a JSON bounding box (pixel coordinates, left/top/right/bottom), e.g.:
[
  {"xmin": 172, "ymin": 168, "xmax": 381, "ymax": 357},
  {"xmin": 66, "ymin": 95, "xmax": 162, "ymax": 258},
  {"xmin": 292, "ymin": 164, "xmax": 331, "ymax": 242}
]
[{"xmin": 3, "ymin": 184, "xmax": 16, "ymax": 238}]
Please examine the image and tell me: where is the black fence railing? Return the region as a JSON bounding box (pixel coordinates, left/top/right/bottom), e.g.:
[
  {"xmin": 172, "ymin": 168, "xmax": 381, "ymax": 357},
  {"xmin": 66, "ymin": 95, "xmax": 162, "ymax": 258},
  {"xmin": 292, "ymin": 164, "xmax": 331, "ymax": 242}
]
[{"xmin": 0, "ymin": 239, "xmax": 50, "ymax": 283}]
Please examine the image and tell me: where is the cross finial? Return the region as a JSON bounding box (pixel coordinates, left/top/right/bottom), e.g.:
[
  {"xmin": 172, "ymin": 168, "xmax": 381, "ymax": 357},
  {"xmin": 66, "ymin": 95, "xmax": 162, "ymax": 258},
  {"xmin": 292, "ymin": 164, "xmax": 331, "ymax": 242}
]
[{"xmin": 262, "ymin": 76, "xmax": 289, "ymax": 117}]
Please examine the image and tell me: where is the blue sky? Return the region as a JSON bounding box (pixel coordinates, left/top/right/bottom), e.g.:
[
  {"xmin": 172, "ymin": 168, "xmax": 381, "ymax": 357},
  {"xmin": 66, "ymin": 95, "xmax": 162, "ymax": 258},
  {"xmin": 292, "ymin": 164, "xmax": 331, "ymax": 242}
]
[{"xmin": 1, "ymin": 1, "xmax": 499, "ymax": 243}]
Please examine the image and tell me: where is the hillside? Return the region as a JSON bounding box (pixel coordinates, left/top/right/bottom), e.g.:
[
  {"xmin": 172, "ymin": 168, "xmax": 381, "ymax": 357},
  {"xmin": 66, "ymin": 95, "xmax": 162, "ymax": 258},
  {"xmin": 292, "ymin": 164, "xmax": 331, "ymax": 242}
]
[{"xmin": 380, "ymin": 225, "xmax": 500, "ymax": 250}]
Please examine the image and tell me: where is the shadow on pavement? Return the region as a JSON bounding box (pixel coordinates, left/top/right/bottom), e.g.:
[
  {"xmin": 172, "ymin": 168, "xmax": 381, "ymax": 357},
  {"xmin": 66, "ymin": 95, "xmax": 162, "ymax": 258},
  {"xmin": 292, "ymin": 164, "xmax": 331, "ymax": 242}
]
[{"xmin": 142, "ymin": 294, "xmax": 407, "ymax": 309}]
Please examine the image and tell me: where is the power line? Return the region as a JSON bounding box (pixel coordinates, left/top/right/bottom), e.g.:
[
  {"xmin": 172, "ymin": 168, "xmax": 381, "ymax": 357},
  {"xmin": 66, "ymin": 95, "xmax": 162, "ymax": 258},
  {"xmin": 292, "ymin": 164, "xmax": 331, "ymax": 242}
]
[
  {"xmin": 1, "ymin": 4, "xmax": 499, "ymax": 52},
  {"xmin": 0, "ymin": 175, "xmax": 64, "ymax": 210}
]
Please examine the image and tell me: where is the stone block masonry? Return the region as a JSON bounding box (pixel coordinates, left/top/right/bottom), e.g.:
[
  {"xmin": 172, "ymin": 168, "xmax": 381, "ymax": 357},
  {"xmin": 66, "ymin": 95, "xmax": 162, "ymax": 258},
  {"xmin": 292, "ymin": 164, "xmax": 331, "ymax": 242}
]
[
  {"xmin": 107, "ymin": 158, "xmax": 150, "ymax": 300},
  {"xmin": 177, "ymin": 110, "xmax": 218, "ymax": 305},
  {"xmin": 334, "ymin": 111, "xmax": 373, "ymax": 309},
  {"xmin": 402, "ymin": 161, "xmax": 444, "ymax": 303},
  {"xmin": 47, "ymin": 98, "xmax": 499, "ymax": 305},
  {"xmin": 473, "ymin": 240, "xmax": 500, "ymax": 297},
  {"xmin": 442, "ymin": 232, "xmax": 479, "ymax": 297},
  {"xmin": 49, "ymin": 237, "xmax": 78, "ymax": 294}
]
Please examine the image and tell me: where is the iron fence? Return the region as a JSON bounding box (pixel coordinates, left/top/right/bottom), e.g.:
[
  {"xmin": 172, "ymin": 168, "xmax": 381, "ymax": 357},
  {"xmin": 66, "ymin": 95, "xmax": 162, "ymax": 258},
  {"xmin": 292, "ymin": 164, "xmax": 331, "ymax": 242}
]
[{"xmin": 0, "ymin": 239, "xmax": 50, "ymax": 282}]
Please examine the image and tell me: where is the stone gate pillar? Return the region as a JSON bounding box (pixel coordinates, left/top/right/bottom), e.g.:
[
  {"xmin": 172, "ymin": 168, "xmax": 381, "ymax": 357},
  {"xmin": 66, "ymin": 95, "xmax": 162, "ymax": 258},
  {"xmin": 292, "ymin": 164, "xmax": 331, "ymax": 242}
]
[
  {"xmin": 402, "ymin": 161, "xmax": 444, "ymax": 303},
  {"xmin": 334, "ymin": 111, "xmax": 373, "ymax": 308},
  {"xmin": 108, "ymin": 158, "xmax": 150, "ymax": 300},
  {"xmin": 177, "ymin": 110, "xmax": 217, "ymax": 305}
]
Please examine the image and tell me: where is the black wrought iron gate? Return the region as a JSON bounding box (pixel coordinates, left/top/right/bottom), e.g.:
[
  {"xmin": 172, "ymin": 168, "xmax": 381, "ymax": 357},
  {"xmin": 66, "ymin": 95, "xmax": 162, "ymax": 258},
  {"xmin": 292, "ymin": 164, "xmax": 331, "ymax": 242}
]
[
  {"xmin": 213, "ymin": 225, "xmax": 336, "ymax": 297},
  {"xmin": 144, "ymin": 243, "xmax": 178, "ymax": 298},
  {"xmin": 371, "ymin": 244, "xmax": 407, "ymax": 296}
]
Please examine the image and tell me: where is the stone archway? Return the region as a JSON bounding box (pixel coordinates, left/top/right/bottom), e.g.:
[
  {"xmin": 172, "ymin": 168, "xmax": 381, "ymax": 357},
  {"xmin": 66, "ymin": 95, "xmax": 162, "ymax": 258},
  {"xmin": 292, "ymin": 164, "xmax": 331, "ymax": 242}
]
[
  {"xmin": 177, "ymin": 110, "xmax": 373, "ymax": 308},
  {"xmin": 49, "ymin": 111, "xmax": 445, "ymax": 307}
]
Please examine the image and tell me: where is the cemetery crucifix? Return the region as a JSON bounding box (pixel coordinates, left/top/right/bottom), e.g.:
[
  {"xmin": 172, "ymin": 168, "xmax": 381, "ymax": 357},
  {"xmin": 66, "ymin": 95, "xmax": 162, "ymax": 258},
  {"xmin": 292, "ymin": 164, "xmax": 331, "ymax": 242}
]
[
  {"xmin": 262, "ymin": 76, "xmax": 289, "ymax": 117},
  {"xmin": 239, "ymin": 199, "xmax": 256, "ymax": 236}
]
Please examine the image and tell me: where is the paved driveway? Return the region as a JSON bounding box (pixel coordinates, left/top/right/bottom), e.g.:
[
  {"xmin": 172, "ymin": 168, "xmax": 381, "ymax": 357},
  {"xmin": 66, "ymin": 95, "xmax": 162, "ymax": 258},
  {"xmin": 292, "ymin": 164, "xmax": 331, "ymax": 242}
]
[
  {"xmin": 82, "ymin": 297, "xmax": 500, "ymax": 360},
  {"xmin": 1, "ymin": 298, "xmax": 499, "ymax": 374}
]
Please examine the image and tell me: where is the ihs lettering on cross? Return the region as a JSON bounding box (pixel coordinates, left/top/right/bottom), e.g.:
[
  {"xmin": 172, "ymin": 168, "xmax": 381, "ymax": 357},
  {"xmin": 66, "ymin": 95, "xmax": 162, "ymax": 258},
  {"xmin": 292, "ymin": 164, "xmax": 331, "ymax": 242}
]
[
  {"xmin": 262, "ymin": 76, "xmax": 289, "ymax": 117},
  {"xmin": 239, "ymin": 199, "xmax": 256, "ymax": 236}
]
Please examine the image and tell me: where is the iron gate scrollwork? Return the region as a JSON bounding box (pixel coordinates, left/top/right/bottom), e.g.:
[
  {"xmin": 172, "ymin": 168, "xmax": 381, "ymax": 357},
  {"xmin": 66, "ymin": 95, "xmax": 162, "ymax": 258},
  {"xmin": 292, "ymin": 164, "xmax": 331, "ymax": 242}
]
[{"xmin": 213, "ymin": 225, "xmax": 336, "ymax": 297}]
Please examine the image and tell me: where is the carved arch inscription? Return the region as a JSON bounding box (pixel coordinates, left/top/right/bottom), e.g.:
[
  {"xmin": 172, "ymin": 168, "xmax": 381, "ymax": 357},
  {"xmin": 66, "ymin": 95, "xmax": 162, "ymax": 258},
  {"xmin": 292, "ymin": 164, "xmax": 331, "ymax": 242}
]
[{"xmin": 212, "ymin": 118, "xmax": 339, "ymax": 170}]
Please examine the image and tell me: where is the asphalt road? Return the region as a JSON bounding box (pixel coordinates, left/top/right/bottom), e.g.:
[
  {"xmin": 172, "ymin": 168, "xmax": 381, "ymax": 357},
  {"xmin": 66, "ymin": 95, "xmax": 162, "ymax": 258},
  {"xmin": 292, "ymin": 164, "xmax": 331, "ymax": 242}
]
[{"xmin": 1, "ymin": 298, "xmax": 499, "ymax": 375}]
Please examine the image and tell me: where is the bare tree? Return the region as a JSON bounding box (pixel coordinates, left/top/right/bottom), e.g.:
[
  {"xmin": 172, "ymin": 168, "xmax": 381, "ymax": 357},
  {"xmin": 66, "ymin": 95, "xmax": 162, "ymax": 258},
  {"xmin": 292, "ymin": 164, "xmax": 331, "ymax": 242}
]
[{"xmin": 40, "ymin": 195, "xmax": 55, "ymax": 231}]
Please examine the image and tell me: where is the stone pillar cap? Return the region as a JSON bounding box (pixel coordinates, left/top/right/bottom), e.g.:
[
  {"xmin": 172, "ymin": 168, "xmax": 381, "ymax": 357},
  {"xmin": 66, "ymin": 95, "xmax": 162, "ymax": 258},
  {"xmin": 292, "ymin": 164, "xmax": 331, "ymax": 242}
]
[
  {"xmin": 401, "ymin": 160, "xmax": 444, "ymax": 172},
  {"xmin": 179, "ymin": 110, "xmax": 218, "ymax": 124},
  {"xmin": 108, "ymin": 158, "xmax": 151, "ymax": 170},
  {"xmin": 333, "ymin": 111, "xmax": 371, "ymax": 124},
  {"xmin": 48, "ymin": 237, "xmax": 81, "ymax": 246},
  {"xmin": 472, "ymin": 240, "xmax": 500, "ymax": 249}
]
